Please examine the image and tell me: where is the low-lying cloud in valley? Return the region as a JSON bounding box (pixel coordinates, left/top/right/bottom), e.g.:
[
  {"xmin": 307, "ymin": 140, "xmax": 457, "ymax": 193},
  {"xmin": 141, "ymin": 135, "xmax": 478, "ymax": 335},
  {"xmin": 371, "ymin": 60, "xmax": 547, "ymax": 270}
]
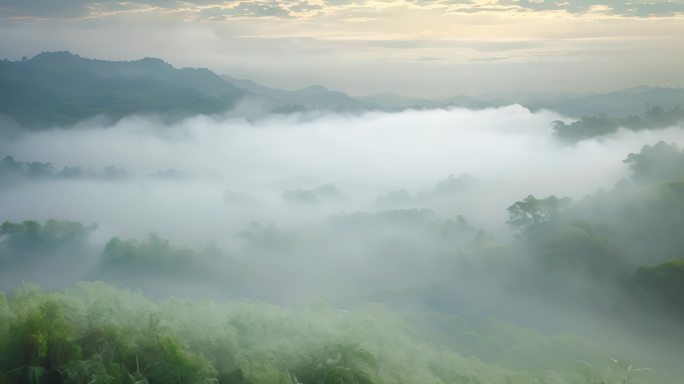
[
  {"xmin": 3, "ymin": 2, "xmax": 684, "ymax": 382},
  {"xmin": 2, "ymin": 105, "xmax": 682, "ymax": 241},
  {"xmin": 2, "ymin": 103, "xmax": 684, "ymax": 383}
]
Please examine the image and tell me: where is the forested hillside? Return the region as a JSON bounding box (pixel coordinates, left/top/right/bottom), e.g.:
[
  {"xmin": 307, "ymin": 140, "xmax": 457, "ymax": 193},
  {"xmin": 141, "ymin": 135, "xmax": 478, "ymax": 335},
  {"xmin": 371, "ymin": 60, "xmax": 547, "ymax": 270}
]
[
  {"xmin": 2, "ymin": 141, "xmax": 684, "ymax": 383},
  {"xmin": 0, "ymin": 52, "xmax": 244, "ymax": 128}
]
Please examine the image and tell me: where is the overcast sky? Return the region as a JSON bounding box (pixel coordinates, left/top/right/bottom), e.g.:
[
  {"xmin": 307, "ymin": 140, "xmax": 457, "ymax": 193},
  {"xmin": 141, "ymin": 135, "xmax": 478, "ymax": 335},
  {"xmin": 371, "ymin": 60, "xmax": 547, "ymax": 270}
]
[{"xmin": 1, "ymin": 0, "xmax": 683, "ymax": 98}]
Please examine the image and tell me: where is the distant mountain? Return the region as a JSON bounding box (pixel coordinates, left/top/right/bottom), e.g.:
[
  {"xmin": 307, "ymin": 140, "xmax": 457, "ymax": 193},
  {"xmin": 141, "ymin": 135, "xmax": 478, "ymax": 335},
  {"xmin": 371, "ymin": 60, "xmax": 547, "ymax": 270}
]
[
  {"xmin": 0, "ymin": 51, "xmax": 245, "ymax": 129},
  {"xmin": 356, "ymin": 93, "xmax": 443, "ymax": 110},
  {"xmin": 2, "ymin": 51, "xmax": 683, "ymax": 130},
  {"xmin": 521, "ymin": 86, "xmax": 684, "ymax": 117},
  {"xmin": 357, "ymin": 87, "xmax": 684, "ymax": 117},
  {"xmin": 444, "ymin": 86, "xmax": 684, "ymax": 117},
  {"xmin": 222, "ymin": 75, "xmax": 367, "ymax": 109}
]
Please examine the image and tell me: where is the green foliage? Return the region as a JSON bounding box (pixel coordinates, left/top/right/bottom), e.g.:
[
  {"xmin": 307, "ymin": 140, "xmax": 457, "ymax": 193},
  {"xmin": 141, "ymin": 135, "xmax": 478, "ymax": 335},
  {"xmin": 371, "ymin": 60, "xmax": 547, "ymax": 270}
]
[
  {"xmin": 538, "ymin": 222, "xmax": 624, "ymax": 277},
  {"xmin": 0, "ymin": 155, "xmax": 129, "ymax": 182},
  {"xmin": 0, "ymin": 283, "xmax": 634, "ymax": 384},
  {"xmin": 0, "ymin": 284, "xmax": 217, "ymax": 384},
  {"xmin": 508, "ymin": 144, "xmax": 684, "ymax": 284},
  {"xmin": 569, "ymin": 359, "xmax": 654, "ymax": 384},
  {"xmin": 294, "ymin": 344, "xmax": 376, "ymax": 384},
  {"xmin": 506, "ymin": 195, "xmax": 572, "ymax": 231},
  {"xmin": 0, "ymin": 286, "xmax": 81, "ymax": 383},
  {"xmin": 0, "ymin": 51, "xmax": 243, "ymax": 128},
  {"xmin": 0, "ymin": 156, "xmax": 54, "ymax": 179},
  {"xmin": 0, "ymin": 220, "xmax": 96, "ymax": 264},
  {"xmin": 101, "ymin": 233, "xmax": 205, "ymax": 276},
  {"xmin": 2, "ymin": 143, "xmax": 684, "ymax": 383},
  {"xmin": 629, "ymin": 259, "xmax": 684, "ymax": 314},
  {"xmin": 623, "ymin": 141, "xmax": 684, "ymax": 183},
  {"xmin": 552, "ymin": 106, "xmax": 684, "ymax": 141}
]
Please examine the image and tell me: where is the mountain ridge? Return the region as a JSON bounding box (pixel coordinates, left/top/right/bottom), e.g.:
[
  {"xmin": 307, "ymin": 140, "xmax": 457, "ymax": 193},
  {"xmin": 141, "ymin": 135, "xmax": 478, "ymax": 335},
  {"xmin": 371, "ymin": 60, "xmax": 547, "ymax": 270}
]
[{"xmin": 2, "ymin": 51, "xmax": 684, "ymax": 130}]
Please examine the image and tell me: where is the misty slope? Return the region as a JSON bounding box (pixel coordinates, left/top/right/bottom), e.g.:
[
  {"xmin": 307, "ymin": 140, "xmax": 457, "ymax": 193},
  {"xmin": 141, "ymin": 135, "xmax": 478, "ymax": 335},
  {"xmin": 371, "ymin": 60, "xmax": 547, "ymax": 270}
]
[
  {"xmin": 358, "ymin": 87, "xmax": 684, "ymax": 118},
  {"xmin": 2, "ymin": 142, "xmax": 684, "ymax": 380},
  {"xmin": 432, "ymin": 87, "xmax": 684, "ymax": 117},
  {"xmin": 1, "ymin": 104, "xmax": 684, "ymax": 382},
  {"xmin": 523, "ymin": 86, "xmax": 684, "ymax": 117},
  {"xmin": 0, "ymin": 52, "xmax": 245, "ymax": 129},
  {"xmin": 2, "ymin": 51, "xmax": 683, "ymax": 134},
  {"xmin": 356, "ymin": 93, "xmax": 446, "ymax": 110},
  {"xmin": 222, "ymin": 74, "xmax": 368, "ymax": 110},
  {"xmin": 0, "ymin": 282, "xmax": 645, "ymax": 384},
  {"xmin": 552, "ymin": 105, "xmax": 684, "ymax": 141}
]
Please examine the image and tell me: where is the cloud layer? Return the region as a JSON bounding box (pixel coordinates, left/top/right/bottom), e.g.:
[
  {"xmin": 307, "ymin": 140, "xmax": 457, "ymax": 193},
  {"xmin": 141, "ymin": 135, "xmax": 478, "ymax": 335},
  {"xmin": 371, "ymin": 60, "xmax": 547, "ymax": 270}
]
[
  {"xmin": 1, "ymin": 105, "xmax": 683, "ymax": 243},
  {"xmin": 1, "ymin": 0, "xmax": 682, "ymax": 19}
]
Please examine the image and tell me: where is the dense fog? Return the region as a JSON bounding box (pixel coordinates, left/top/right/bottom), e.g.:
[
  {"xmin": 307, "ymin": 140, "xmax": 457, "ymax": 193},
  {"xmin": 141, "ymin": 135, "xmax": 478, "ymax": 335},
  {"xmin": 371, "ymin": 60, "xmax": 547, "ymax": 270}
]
[
  {"xmin": 2, "ymin": 105, "xmax": 682, "ymax": 241},
  {"xmin": 3, "ymin": 1, "xmax": 684, "ymax": 380},
  {"xmin": 2, "ymin": 104, "xmax": 684, "ymax": 383}
]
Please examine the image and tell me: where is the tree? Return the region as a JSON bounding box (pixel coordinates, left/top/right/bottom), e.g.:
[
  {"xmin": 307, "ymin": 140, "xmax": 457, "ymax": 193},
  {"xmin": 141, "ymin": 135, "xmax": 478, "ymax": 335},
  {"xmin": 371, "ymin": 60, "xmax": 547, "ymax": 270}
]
[
  {"xmin": 294, "ymin": 344, "xmax": 377, "ymax": 384},
  {"xmin": 0, "ymin": 220, "xmax": 96, "ymax": 264},
  {"xmin": 629, "ymin": 259, "xmax": 684, "ymax": 314},
  {"xmin": 506, "ymin": 195, "xmax": 572, "ymax": 230},
  {"xmin": 623, "ymin": 141, "xmax": 684, "ymax": 183}
]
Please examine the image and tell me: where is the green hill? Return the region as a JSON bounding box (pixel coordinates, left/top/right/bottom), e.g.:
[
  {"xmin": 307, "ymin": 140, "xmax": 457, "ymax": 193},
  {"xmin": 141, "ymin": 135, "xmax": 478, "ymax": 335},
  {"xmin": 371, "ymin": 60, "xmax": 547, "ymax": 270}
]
[{"xmin": 0, "ymin": 51, "xmax": 245, "ymax": 129}]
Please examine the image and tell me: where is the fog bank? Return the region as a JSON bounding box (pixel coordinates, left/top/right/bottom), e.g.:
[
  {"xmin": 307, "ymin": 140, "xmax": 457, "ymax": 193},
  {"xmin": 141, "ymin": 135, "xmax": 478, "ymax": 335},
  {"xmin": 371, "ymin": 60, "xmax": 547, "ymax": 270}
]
[{"xmin": 2, "ymin": 106, "xmax": 683, "ymax": 243}]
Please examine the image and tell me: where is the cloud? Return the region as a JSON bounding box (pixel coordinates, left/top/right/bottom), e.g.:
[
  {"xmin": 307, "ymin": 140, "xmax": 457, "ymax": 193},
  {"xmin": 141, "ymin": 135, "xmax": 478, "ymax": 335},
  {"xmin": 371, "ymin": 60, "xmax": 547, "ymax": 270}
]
[
  {"xmin": 1, "ymin": 106, "xmax": 684, "ymax": 365},
  {"xmin": 410, "ymin": 0, "xmax": 684, "ymax": 17},
  {"xmin": 0, "ymin": 0, "xmax": 92, "ymax": 18},
  {"xmin": 0, "ymin": 0, "xmax": 682, "ymax": 20},
  {"xmin": 1, "ymin": 0, "xmax": 682, "ymax": 98},
  {"xmin": 1, "ymin": 105, "xmax": 682, "ymax": 241},
  {"xmin": 0, "ymin": 0, "xmax": 313, "ymax": 20},
  {"xmin": 199, "ymin": 2, "xmax": 293, "ymax": 20},
  {"xmin": 500, "ymin": 0, "xmax": 684, "ymax": 17}
]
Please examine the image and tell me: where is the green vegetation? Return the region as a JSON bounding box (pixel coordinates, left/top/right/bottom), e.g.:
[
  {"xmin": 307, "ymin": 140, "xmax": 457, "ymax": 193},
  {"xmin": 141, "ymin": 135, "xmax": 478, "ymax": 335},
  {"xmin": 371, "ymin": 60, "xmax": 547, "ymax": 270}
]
[
  {"xmin": 0, "ymin": 283, "xmax": 652, "ymax": 384},
  {"xmin": 506, "ymin": 195, "xmax": 572, "ymax": 231},
  {"xmin": 552, "ymin": 106, "xmax": 684, "ymax": 141},
  {"xmin": 101, "ymin": 234, "xmax": 207, "ymax": 276},
  {"xmin": 629, "ymin": 259, "xmax": 684, "ymax": 314},
  {"xmin": 0, "ymin": 155, "xmax": 128, "ymax": 184},
  {"xmin": 0, "ymin": 220, "xmax": 97, "ymax": 265},
  {"xmin": 3, "ymin": 52, "xmax": 684, "ymax": 132},
  {"xmin": 623, "ymin": 141, "xmax": 684, "ymax": 183},
  {"xmin": 0, "ymin": 52, "xmax": 243, "ymax": 128},
  {"xmin": 1, "ymin": 139, "xmax": 684, "ymax": 383},
  {"xmin": 493, "ymin": 142, "xmax": 684, "ymax": 339}
]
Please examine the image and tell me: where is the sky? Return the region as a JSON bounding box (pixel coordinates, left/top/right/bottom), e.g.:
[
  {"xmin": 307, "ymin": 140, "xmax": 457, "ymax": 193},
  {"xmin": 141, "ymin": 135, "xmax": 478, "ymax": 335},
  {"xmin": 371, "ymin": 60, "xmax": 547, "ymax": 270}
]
[{"xmin": 1, "ymin": 0, "xmax": 683, "ymax": 98}]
